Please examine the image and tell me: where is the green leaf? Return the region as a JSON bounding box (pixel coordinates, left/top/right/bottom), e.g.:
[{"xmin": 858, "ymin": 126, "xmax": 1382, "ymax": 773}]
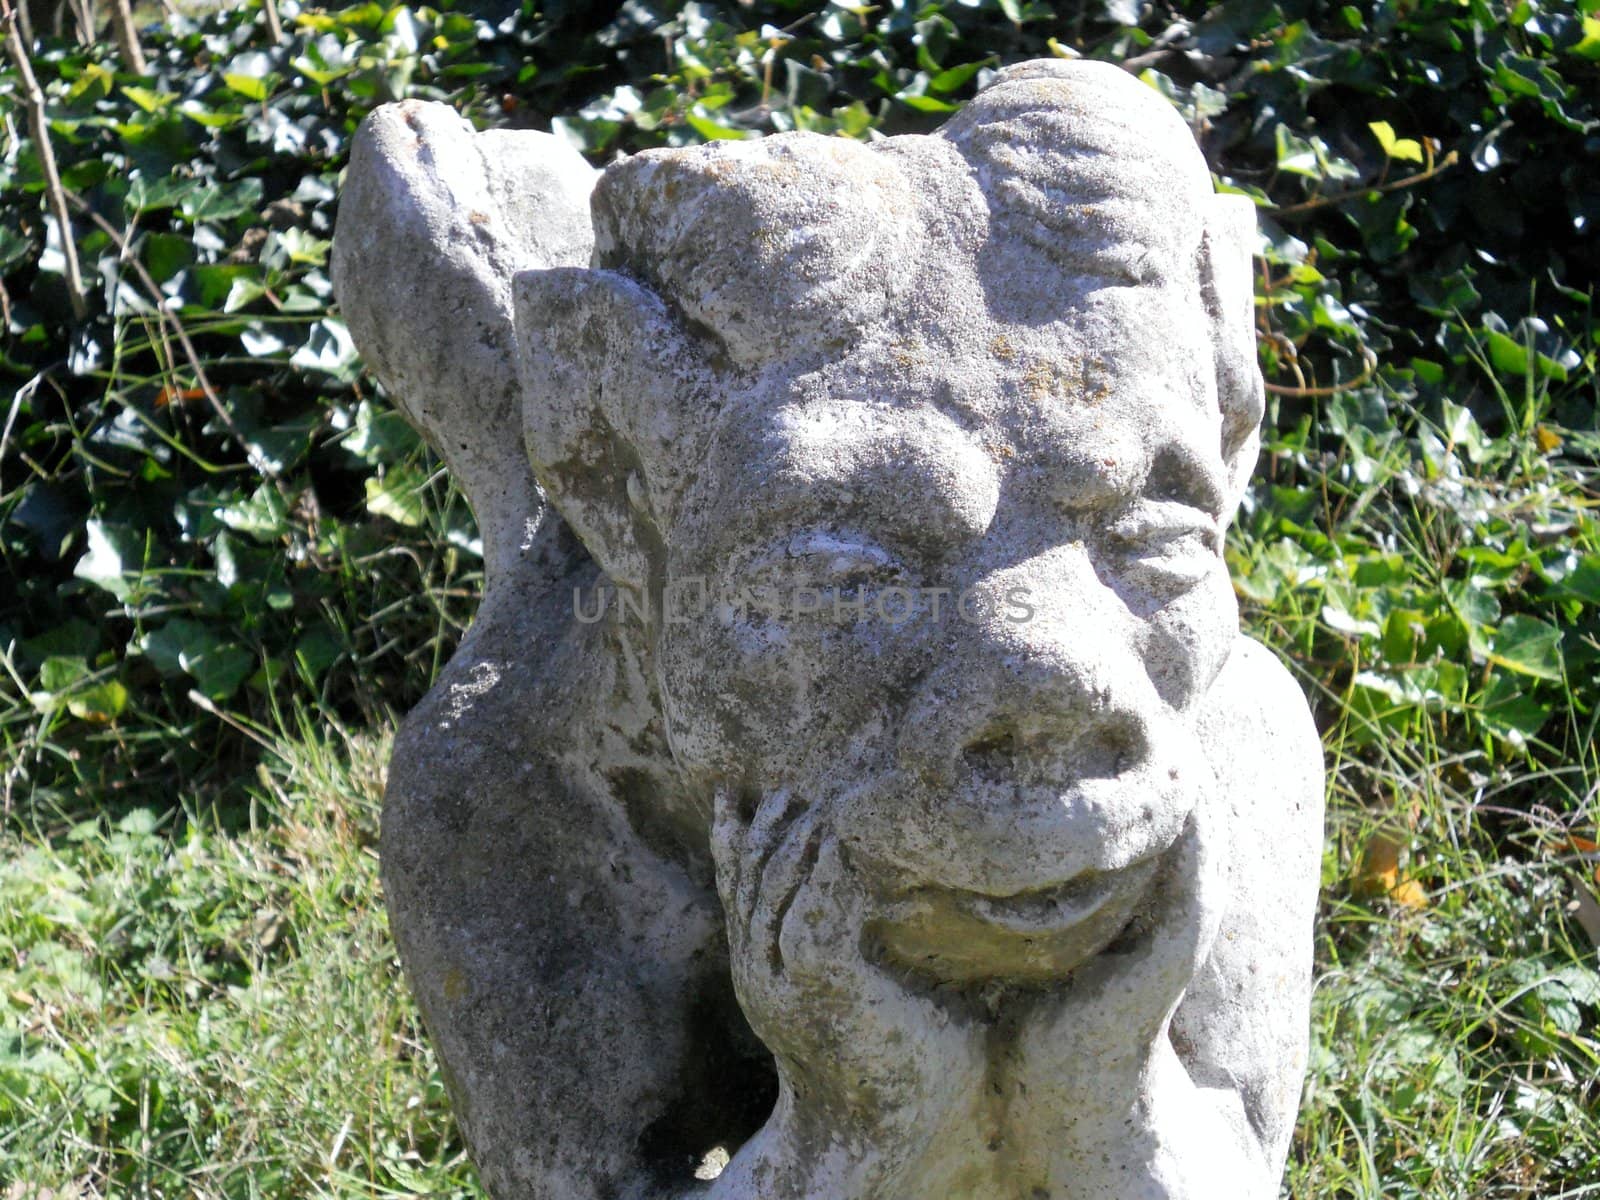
[
  {"xmin": 1494, "ymin": 54, "xmax": 1569, "ymax": 105},
  {"xmin": 1574, "ymin": 15, "xmax": 1600, "ymax": 60},
  {"xmin": 216, "ymin": 483, "xmax": 289, "ymax": 539},
  {"xmin": 685, "ymin": 108, "xmax": 755, "ymax": 141},
  {"xmin": 73, "ymin": 520, "xmax": 140, "ymax": 601},
  {"xmin": 21, "ymin": 619, "xmax": 102, "ymax": 665},
  {"xmin": 127, "ymin": 174, "xmax": 197, "ymax": 214},
  {"xmin": 364, "ymin": 466, "xmax": 428, "ymax": 526},
  {"xmin": 896, "ymin": 92, "xmax": 960, "ymax": 113},
  {"xmin": 223, "ymin": 72, "xmax": 277, "ymax": 102},
  {"xmin": 1440, "ymin": 400, "xmax": 1489, "ymax": 464},
  {"xmin": 178, "ymin": 100, "xmax": 246, "ymax": 129},
  {"xmin": 181, "ymin": 179, "xmax": 265, "ymax": 225},
  {"xmin": 0, "ymin": 224, "xmax": 33, "ymax": 273},
  {"xmin": 181, "ymin": 641, "xmax": 255, "ymax": 701},
  {"xmin": 38, "ymin": 656, "xmax": 90, "ymax": 696},
  {"xmin": 1485, "ymin": 328, "xmax": 1531, "ymax": 377},
  {"xmin": 1368, "ymin": 120, "xmax": 1424, "ymax": 164},
  {"xmin": 141, "ymin": 619, "xmax": 214, "ymax": 676},
  {"xmin": 1489, "ymin": 615, "xmax": 1564, "ymax": 681},
  {"xmin": 1554, "ymin": 556, "xmax": 1600, "ymax": 606},
  {"xmin": 289, "ymin": 319, "xmax": 358, "ymax": 381},
  {"xmin": 223, "ymin": 277, "xmax": 268, "ymax": 313},
  {"xmin": 1276, "ymin": 126, "xmax": 1361, "ymax": 182},
  {"xmin": 1381, "ymin": 608, "xmax": 1428, "ymax": 665},
  {"xmin": 66, "ymin": 62, "xmax": 115, "ymax": 103},
  {"xmin": 121, "ymin": 86, "xmax": 176, "ymax": 114},
  {"xmin": 294, "ymin": 626, "xmax": 344, "ymax": 684},
  {"xmin": 927, "ymin": 61, "xmax": 987, "ymax": 94},
  {"xmin": 29, "ymin": 657, "xmax": 125, "ymax": 721},
  {"xmin": 143, "ymin": 233, "xmax": 194, "ymax": 284},
  {"xmin": 68, "ymin": 680, "xmax": 128, "ymax": 722},
  {"xmin": 142, "ymin": 618, "xmax": 253, "ymax": 699},
  {"xmin": 1445, "ymin": 579, "xmax": 1500, "ymax": 656},
  {"xmin": 272, "ymin": 228, "xmax": 331, "ymax": 268},
  {"xmin": 344, "ymin": 400, "xmax": 420, "ymax": 465}
]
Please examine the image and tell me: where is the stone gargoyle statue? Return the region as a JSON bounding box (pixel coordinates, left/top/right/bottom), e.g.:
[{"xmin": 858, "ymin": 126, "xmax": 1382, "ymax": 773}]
[{"xmin": 331, "ymin": 58, "xmax": 1325, "ymax": 1200}]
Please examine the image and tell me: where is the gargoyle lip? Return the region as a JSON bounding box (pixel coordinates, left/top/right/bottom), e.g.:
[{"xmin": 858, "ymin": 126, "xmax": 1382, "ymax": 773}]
[
  {"xmin": 949, "ymin": 855, "xmax": 1160, "ymax": 935},
  {"xmin": 865, "ymin": 856, "xmax": 1162, "ymax": 985}
]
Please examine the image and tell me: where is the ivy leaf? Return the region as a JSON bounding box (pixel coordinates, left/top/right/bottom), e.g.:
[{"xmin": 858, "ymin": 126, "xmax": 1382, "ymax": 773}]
[
  {"xmin": 364, "ymin": 466, "xmax": 428, "ymax": 527},
  {"xmin": 35, "ymin": 655, "xmax": 89, "ymax": 700},
  {"xmin": 1489, "ymin": 615, "xmax": 1564, "ymax": 681},
  {"xmin": 289, "ymin": 319, "xmax": 359, "ymax": 381},
  {"xmin": 223, "ymin": 71, "xmax": 279, "ymax": 102},
  {"xmin": 216, "ymin": 483, "xmax": 289, "ymax": 539},
  {"xmin": 1574, "ymin": 16, "xmax": 1600, "ymax": 61},
  {"xmin": 29, "ymin": 658, "xmax": 127, "ymax": 722},
  {"xmin": 181, "ymin": 641, "xmax": 255, "ymax": 701},
  {"xmin": 1480, "ymin": 674, "xmax": 1552, "ymax": 742},
  {"xmin": 72, "ymin": 520, "xmax": 141, "ymax": 601},
  {"xmin": 685, "ymin": 107, "xmax": 755, "ymax": 141},
  {"xmin": 896, "ymin": 91, "xmax": 960, "ymax": 113},
  {"xmin": 68, "ymin": 680, "xmax": 129, "ymax": 722},
  {"xmin": 1368, "ymin": 120, "xmax": 1425, "ymax": 164},
  {"xmin": 181, "ymin": 179, "xmax": 265, "ymax": 225},
  {"xmin": 140, "ymin": 619, "xmax": 252, "ymax": 700},
  {"xmin": 121, "ymin": 86, "xmax": 175, "ymax": 114}
]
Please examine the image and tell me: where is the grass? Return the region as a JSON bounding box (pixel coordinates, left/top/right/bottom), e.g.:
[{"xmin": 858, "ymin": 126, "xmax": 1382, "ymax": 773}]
[
  {"xmin": 1264, "ymin": 356, "xmax": 1600, "ymax": 1197},
  {"xmin": 0, "ymin": 720, "xmax": 482, "ymax": 1198},
  {"xmin": 1290, "ymin": 752, "xmax": 1600, "ymax": 1198}
]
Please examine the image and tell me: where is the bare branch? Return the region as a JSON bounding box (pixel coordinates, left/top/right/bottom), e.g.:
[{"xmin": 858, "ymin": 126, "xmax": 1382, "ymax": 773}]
[
  {"xmin": 1266, "ymin": 152, "xmax": 1460, "ymax": 219},
  {"xmin": 261, "ymin": 0, "xmax": 282, "ymax": 45},
  {"xmin": 1, "ymin": 0, "xmax": 89, "ymax": 320},
  {"xmin": 108, "ymin": 0, "xmax": 146, "ymax": 74}
]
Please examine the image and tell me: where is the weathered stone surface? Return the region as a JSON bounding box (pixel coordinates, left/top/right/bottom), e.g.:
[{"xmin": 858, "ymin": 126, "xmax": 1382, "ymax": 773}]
[{"xmin": 333, "ymin": 59, "xmax": 1324, "ymax": 1200}]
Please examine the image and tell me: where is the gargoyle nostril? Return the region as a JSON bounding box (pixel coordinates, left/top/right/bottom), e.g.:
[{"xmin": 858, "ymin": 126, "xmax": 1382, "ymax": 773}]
[
  {"xmin": 960, "ymin": 727, "xmax": 1017, "ymax": 780},
  {"xmin": 955, "ymin": 716, "xmax": 1149, "ymax": 785},
  {"xmin": 1073, "ymin": 720, "xmax": 1148, "ymax": 779}
]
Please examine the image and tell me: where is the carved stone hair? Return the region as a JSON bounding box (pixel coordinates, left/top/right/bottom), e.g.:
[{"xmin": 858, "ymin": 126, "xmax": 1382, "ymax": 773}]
[{"xmin": 512, "ymin": 60, "xmax": 1264, "ymax": 599}]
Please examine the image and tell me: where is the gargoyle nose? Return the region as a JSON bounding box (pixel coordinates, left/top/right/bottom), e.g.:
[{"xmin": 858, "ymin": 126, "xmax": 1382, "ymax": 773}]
[
  {"xmin": 897, "ymin": 546, "xmax": 1157, "ymax": 785},
  {"xmin": 862, "ymin": 545, "xmax": 1195, "ymax": 898}
]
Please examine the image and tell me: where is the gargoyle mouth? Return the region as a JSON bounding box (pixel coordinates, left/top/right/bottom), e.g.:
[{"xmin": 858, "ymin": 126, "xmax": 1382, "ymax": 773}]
[{"xmin": 864, "ymin": 855, "xmax": 1161, "ymax": 987}]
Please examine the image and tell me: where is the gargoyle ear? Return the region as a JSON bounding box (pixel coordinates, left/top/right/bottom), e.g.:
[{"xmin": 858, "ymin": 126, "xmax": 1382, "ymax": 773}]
[
  {"xmin": 1200, "ymin": 194, "xmax": 1266, "ymax": 515},
  {"xmin": 513, "ymin": 267, "xmax": 713, "ymax": 594},
  {"xmin": 332, "ymin": 101, "xmax": 596, "ymax": 584}
]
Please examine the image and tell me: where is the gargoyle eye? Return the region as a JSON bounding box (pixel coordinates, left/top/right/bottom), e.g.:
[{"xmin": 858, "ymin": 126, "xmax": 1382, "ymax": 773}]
[{"xmin": 1103, "ymin": 500, "xmax": 1221, "ymax": 594}]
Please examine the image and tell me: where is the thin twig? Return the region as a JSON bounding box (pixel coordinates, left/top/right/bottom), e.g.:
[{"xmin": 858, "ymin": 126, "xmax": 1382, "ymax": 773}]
[
  {"xmin": 70, "ymin": 196, "xmax": 291, "ymax": 492},
  {"xmin": 108, "ymin": 0, "xmax": 146, "ymax": 74},
  {"xmin": 260, "ymin": 0, "xmax": 283, "ymax": 44},
  {"xmin": 187, "ymin": 689, "xmax": 277, "ymax": 751},
  {"xmin": 0, "ymin": 372, "xmax": 33, "ymax": 468},
  {"xmin": 1264, "ymin": 356, "xmax": 1379, "ymax": 397},
  {"xmin": 1, "ymin": 1, "xmax": 88, "ymax": 320},
  {"xmin": 1267, "ymin": 151, "xmax": 1460, "ymax": 218},
  {"xmin": 70, "ymin": 0, "xmax": 94, "ymax": 45}
]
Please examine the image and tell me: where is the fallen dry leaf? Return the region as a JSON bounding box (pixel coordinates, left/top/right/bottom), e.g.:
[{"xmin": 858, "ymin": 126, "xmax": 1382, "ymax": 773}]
[
  {"xmin": 1388, "ymin": 878, "xmax": 1429, "ymax": 909},
  {"xmin": 1354, "ymin": 830, "xmax": 1404, "ymax": 898},
  {"xmin": 1570, "ymin": 886, "xmax": 1600, "ymax": 953},
  {"xmin": 1353, "ymin": 830, "xmax": 1428, "ymax": 908}
]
